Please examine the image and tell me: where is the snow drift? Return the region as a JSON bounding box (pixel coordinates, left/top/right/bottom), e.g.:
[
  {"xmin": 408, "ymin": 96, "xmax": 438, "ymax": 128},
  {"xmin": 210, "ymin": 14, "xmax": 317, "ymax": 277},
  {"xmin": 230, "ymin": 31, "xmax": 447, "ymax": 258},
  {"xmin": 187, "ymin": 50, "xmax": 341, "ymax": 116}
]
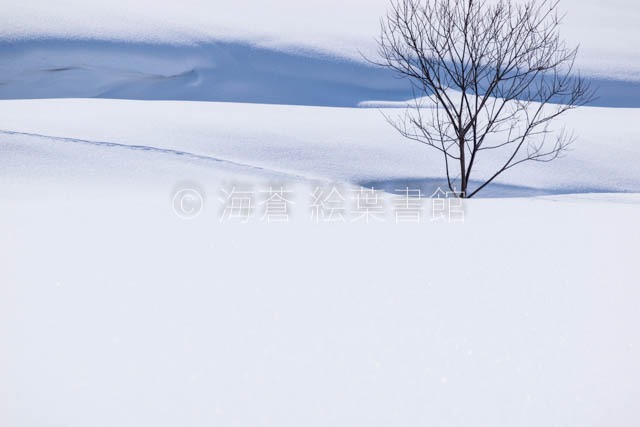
[
  {"xmin": 1, "ymin": 98, "xmax": 639, "ymax": 196},
  {"xmin": 2, "ymin": 39, "xmax": 640, "ymax": 107}
]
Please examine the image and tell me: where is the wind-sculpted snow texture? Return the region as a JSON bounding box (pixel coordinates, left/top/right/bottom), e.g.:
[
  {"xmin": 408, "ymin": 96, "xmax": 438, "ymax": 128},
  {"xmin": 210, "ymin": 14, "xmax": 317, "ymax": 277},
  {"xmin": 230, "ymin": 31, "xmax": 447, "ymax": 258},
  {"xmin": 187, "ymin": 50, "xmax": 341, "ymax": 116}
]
[{"xmin": 1, "ymin": 39, "xmax": 640, "ymax": 107}]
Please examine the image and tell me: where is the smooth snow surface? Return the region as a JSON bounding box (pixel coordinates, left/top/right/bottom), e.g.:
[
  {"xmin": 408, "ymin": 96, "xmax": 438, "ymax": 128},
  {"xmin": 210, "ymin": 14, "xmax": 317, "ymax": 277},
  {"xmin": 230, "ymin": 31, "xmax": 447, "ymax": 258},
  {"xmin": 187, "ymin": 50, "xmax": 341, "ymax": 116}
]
[
  {"xmin": 2, "ymin": 187, "xmax": 639, "ymax": 427},
  {"xmin": 1, "ymin": 2, "xmax": 639, "ymax": 426},
  {"xmin": 2, "ymin": 39, "xmax": 640, "ymax": 107},
  {"xmin": 3, "ymin": 100, "xmax": 636, "ymax": 427},
  {"xmin": 2, "ymin": 0, "xmax": 640, "ymax": 107},
  {"xmin": 2, "ymin": 1, "xmax": 640, "ymax": 81},
  {"xmin": 1, "ymin": 99, "xmax": 639, "ymax": 196}
]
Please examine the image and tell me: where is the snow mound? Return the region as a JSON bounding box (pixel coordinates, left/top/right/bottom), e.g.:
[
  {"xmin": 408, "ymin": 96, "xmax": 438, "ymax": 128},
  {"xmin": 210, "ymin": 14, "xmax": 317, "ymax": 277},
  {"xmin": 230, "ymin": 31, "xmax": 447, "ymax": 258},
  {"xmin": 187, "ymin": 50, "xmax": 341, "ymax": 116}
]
[
  {"xmin": 1, "ymin": 99, "xmax": 639, "ymax": 197},
  {"xmin": 2, "ymin": 0, "xmax": 640, "ymax": 82}
]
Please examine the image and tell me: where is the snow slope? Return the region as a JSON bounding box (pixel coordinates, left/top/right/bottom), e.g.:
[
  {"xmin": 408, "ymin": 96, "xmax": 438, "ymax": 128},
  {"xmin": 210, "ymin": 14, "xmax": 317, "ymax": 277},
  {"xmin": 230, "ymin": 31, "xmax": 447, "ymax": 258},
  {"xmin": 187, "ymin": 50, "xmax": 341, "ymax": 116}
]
[
  {"xmin": 1, "ymin": 1, "xmax": 639, "ymax": 426},
  {"xmin": 1, "ymin": 98, "xmax": 639, "ymax": 196},
  {"xmin": 1, "ymin": 104, "xmax": 639, "ymax": 425},
  {"xmin": 2, "ymin": 0, "xmax": 640, "ymax": 107},
  {"xmin": 3, "ymin": 100, "xmax": 636, "ymax": 427},
  {"xmin": 0, "ymin": 39, "xmax": 416, "ymax": 107},
  {"xmin": 2, "ymin": 0, "xmax": 640, "ymax": 81},
  {"xmin": 2, "ymin": 38, "xmax": 640, "ymax": 107},
  {"xmin": 2, "ymin": 173, "xmax": 639, "ymax": 427}
]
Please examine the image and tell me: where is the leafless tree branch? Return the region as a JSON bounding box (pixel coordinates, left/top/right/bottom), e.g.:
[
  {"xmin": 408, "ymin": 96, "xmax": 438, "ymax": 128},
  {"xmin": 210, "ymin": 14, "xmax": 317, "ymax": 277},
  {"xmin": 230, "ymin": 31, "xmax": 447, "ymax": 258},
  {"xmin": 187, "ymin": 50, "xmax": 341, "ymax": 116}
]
[{"xmin": 374, "ymin": 0, "xmax": 596, "ymax": 197}]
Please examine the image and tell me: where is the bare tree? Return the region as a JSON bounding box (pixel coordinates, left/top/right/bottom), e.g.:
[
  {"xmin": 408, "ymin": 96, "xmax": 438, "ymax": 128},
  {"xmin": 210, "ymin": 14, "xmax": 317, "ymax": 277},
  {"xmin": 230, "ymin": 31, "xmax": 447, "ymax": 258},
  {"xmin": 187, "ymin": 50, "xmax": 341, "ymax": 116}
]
[{"xmin": 376, "ymin": 0, "xmax": 595, "ymax": 197}]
